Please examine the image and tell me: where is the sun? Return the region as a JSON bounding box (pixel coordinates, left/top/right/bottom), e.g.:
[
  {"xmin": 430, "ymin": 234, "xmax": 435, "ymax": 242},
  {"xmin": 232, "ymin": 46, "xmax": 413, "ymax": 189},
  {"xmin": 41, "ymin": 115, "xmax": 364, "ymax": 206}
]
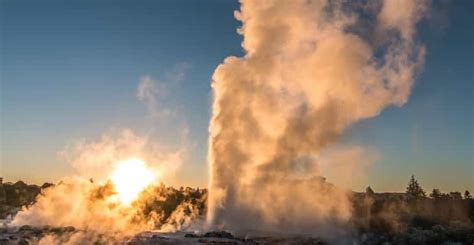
[{"xmin": 110, "ymin": 159, "xmax": 156, "ymax": 205}]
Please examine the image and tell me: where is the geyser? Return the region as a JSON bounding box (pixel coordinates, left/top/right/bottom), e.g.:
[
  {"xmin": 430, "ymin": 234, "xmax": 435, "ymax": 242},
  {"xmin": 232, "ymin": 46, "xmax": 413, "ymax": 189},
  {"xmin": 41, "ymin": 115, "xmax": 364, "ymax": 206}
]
[{"xmin": 207, "ymin": 0, "xmax": 428, "ymax": 237}]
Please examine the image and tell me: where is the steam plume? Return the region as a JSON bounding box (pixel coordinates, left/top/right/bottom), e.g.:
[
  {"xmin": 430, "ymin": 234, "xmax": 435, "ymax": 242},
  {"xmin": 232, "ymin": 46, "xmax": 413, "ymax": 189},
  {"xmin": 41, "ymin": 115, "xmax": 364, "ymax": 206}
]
[
  {"xmin": 137, "ymin": 63, "xmax": 190, "ymax": 119},
  {"xmin": 12, "ymin": 129, "xmax": 186, "ymax": 238},
  {"xmin": 11, "ymin": 68, "xmax": 192, "ymax": 242},
  {"xmin": 12, "ymin": 177, "xmax": 153, "ymax": 236},
  {"xmin": 207, "ymin": 0, "xmax": 427, "ymax": 237},
  {"xmin": 61, "ymin": 129, "xmax": 184, "ymax": 184}
]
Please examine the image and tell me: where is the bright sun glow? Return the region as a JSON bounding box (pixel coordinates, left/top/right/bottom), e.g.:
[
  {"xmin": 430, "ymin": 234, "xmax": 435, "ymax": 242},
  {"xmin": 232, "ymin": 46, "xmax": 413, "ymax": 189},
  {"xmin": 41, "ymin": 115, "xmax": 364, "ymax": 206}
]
[{"xmin": 110, "ymin": 159, "xmax": 155, "ymax": 205}]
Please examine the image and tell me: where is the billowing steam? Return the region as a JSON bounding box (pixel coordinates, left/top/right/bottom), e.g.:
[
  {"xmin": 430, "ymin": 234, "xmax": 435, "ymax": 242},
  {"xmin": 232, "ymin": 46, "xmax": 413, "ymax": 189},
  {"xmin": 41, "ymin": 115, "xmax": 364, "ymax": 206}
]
[
  {"xmin": 207, "ymin": 0, "xmax": 427, "ymax": 238},
  {"xmin": 10, "ymin": 64, "xmax": 193, "ymax": 242},
  {"xmin": 10, "ymin": 71, "xmax": 192, "ymax": 242},
  {"xmin": 12, "ymin": 177, "xmax": 153, "ymax": 236},
  {"xmin": 12, "ymin": 129, "xmax": 187, "ymax": 237},
  {"xmin": 61, "ymin": 129, "xmax": 184, "ymax": 185}
]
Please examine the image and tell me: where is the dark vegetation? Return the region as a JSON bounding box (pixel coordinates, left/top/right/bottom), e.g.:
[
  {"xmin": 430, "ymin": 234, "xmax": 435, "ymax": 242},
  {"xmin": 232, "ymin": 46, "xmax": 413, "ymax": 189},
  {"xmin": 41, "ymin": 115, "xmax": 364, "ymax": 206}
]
[
  {"xmin": 0, "ymin": 179, "xmax": 53, "ymax": 219},
  {"xmin": 352, "ymin": 175, "xmax": 474, "ymax": 244},
  {"xmin": 139, "ymin": 184, "xmax": 207, "ymax": 228}
]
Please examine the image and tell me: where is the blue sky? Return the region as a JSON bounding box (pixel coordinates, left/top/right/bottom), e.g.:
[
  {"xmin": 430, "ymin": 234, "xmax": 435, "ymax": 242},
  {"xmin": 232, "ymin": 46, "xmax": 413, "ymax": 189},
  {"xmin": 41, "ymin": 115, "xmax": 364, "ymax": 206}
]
[{"xmin": 1, "ymin": 0, "xmax": 472, "ymax": 192}]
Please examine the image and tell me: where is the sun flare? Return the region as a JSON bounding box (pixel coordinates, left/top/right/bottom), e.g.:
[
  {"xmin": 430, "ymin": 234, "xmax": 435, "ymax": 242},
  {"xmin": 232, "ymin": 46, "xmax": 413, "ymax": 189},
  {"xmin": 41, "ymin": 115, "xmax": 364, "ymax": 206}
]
[{"xmin": 110, "ymin": 159, "xmax": 156, "ymax": 205}]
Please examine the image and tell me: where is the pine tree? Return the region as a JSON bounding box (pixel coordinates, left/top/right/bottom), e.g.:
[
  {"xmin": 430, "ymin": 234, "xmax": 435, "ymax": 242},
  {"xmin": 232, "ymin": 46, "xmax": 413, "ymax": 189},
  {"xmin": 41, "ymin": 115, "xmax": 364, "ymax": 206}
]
[
  {"xmin": 406, "ymin": 175, "xmax": 426, "ymax": 198},
  {"xmin": 449, "ymin": 192, "xmax": 462, "ymax": 200},
  {"xmin": 429, "ymin": 188, "xmax": 441, "ymax": 200},
  {"xmin": 464, "ymin": 190, "xmax": 472, "ymax": 199},
  {"xmin": 366, "ymin": 186, "xmax": 375, "ymax": 197}
]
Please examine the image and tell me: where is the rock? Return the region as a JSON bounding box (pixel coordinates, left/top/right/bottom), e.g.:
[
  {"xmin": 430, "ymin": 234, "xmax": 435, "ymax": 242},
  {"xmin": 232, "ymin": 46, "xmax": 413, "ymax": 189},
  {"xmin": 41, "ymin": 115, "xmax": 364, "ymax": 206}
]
[
  {"xmin": 19, "ymin": 225, "xmax": 33, "ymax": 231},
  {"xmin": 184, "ymin": 233, "xmax": 198, "ymax": 238},
  {"xmin": 151, "ymin": 234, "xmax": 168, "ymax": 240},
  {"xmin": 203, "ymin": 230, "xmax": 235, "ymax": 239},
  {"xmin": 18, "ymin": 239, "xmax": 29, "ymax": 245}
]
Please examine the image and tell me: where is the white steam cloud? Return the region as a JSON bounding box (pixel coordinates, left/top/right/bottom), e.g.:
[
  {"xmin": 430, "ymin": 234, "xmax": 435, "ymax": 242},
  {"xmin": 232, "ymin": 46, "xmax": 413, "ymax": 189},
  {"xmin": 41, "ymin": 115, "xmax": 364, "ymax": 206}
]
[
  {"xmin": 137, "ymin": 76, "xmax": 173, "ymax": 119},
  {"xmin": 12, "ymin": 177, "xmax": 154, "ymax": 236},
  {"xmin": 207, "ymin": 0, "xmax": 428, "ymax": 238},
  {"xmin": 61, "ymin": 129, "xmax": 185, "ymax": 184},
  {"xmin": 12, "ymin": 129, "xmax": 187, "ymax": 236},
  {"xmin": 137, "ymin": 63, "xmax": 190, "ymax": 119},
  {"xmin": 12, "ymin": 67, "xmax": 190, "ymax": 240}
]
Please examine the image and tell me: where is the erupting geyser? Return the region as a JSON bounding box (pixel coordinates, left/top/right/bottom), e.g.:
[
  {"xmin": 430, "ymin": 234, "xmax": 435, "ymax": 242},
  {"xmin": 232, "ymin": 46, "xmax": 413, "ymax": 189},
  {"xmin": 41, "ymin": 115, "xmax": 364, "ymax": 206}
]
[{"xmin": 207, "ymin": 0, "xmax": 428, "ymax": 238}]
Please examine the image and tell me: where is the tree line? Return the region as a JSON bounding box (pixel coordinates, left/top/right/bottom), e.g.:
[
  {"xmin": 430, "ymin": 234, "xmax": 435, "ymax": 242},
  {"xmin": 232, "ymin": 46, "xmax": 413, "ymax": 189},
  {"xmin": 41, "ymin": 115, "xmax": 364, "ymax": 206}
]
[{"xmin": 405, "ymin": 175, "xmax": 471, "ymax": 200}]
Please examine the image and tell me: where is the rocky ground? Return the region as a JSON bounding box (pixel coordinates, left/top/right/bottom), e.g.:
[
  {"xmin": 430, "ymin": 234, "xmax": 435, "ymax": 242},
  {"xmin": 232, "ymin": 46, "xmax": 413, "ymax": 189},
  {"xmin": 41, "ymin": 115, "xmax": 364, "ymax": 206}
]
[
  {"xmin": 2, "ymin": 224, "xmax": 474, "ymax": 244},
  {"xmin": 1, "ymin": 225, "xmax": 77, "ymax": 245},
  {"xmin": 0, "ymin": 226, "xmax": 327, "ymax": 245}
]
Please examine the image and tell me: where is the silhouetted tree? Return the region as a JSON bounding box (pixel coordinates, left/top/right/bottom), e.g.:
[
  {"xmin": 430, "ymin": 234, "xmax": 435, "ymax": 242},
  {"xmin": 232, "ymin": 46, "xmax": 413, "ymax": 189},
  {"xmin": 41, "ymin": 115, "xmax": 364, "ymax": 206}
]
[
  {"xmin": 0, "ymin": 184, "xmax": 5, "ymax": 205},
  {"xmin": 440, "ymin": 193, "xmax": 450, "ymax": 200},
  {"xmin": 406, "ymin": 175, "xmax": 426, "ymax": 198},
  {"xmin": 366, "ymin": 186, "xmax": 375, "ymax": 197},
  {"xmin": 464, "ymin": 190, "xmax": 472, "ymax": 199},
  {"xmin": 430, "ymin": 188, "xmax": 442, "ymax": 200},
  {"xmin": 449, "ymin": 192, "xmax": 462, "ymax": 200}
]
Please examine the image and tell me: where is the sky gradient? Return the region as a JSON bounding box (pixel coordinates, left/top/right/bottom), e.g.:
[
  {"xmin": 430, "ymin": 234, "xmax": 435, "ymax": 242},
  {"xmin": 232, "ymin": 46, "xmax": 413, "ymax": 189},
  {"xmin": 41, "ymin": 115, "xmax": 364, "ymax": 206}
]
[{"xmin": 1, "ymin": 0, "xmax": 472, "ymax": 192}]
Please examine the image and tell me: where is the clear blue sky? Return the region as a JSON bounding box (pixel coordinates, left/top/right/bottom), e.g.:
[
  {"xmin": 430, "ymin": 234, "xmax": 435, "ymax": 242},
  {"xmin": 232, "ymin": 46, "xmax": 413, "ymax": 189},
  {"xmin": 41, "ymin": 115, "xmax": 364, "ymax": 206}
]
[{"xmin": 1, "ymin": 0, "xmax": 472, "ymax": 192}]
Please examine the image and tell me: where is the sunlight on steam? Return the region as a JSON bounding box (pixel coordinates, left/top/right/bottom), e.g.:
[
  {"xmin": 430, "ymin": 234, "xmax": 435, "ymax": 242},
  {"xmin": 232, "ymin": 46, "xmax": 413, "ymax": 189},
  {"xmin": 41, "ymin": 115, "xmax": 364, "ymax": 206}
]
[{"xmin": 110, "ymin": 159, "xmax": 155, "ymax": 205}]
